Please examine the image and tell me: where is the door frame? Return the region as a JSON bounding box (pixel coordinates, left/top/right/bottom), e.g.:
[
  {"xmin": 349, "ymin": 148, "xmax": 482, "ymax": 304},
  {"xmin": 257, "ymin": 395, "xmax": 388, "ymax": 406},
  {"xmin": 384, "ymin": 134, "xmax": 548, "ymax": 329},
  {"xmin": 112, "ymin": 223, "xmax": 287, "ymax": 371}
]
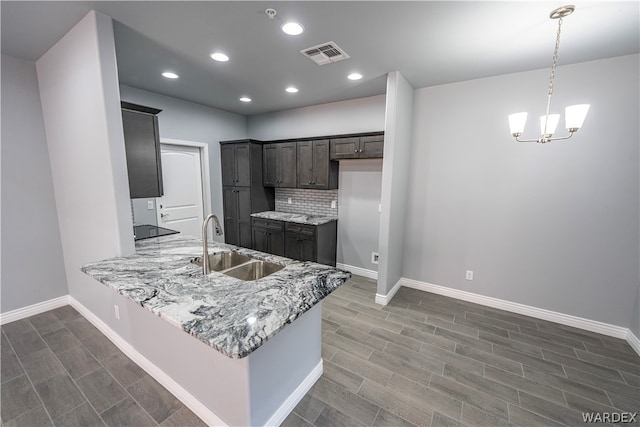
[{"xmin": 159, "ymin": 138, "xmax": 213, "ymax": 237}]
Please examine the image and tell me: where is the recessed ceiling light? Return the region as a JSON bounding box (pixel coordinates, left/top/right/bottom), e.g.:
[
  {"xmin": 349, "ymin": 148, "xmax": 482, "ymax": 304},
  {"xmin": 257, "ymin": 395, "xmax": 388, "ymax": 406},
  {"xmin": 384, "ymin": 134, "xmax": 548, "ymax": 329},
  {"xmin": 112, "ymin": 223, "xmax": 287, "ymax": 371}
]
[
  {"xmin": 281, "ymin": 22, "xmax": 304, "ymax": 36},
  {"xmin": 162, "ymin": 72, "xmax": 179, "ymax": 79},
  {"xmin": 347, "ymin": 72, "xmax": 363, "ymax": 81},
  {"xmin": 239, "ymin": 97, "xmax": 252, "ymax": 103},
  {"xmin": 210, "ymin": 52, "xmax": 229, "ymax": 62},
  {"xmin": 285, "ymin": 86, "xmax": 299, "ymax": 93}
]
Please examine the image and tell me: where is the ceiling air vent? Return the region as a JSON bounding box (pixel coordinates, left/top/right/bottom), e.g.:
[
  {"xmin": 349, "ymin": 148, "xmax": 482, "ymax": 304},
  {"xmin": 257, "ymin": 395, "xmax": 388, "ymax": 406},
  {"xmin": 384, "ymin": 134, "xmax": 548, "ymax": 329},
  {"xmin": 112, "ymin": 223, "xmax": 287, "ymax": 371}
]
[{"xmin": 301, "ymin": 42, "xmax": 350, "ymax": 66}]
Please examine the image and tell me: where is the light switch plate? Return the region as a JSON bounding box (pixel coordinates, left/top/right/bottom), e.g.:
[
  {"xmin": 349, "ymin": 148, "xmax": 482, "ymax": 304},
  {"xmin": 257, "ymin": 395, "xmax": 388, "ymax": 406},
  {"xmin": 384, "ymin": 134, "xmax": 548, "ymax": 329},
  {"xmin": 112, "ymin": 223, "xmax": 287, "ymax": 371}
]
[{"xmin": 331, "ymin": 200, "xmax": 337, "ymax": 209}]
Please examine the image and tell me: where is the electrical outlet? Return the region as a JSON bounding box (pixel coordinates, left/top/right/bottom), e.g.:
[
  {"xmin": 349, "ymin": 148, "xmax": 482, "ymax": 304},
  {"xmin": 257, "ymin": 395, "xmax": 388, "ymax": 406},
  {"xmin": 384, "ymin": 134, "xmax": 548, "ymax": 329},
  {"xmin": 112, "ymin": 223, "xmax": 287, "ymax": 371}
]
[
  {"xmin": 147, "ymin": 200, "xmax": 154, "ymax": 210},
  {"xmin": 465, "ymin": 270, "xmax": 474, "ymax": 281},
  {"xmin": 331, "ymin": 200, "xmax": 337, "ymax": 209},
  {"xmin": 288, "ymin": 198, "xmax": 292, "ymax": 204},
  {"xmin": 378, "ymin": 204, "xmax": 382, "ymax": 213},
  {"xmin": 114, "ymin": 305, "xmax": 120, "ymax": 320},
  {"xmin": 371, "ymin": 252, "xmax": 379, "ymax": 264}
]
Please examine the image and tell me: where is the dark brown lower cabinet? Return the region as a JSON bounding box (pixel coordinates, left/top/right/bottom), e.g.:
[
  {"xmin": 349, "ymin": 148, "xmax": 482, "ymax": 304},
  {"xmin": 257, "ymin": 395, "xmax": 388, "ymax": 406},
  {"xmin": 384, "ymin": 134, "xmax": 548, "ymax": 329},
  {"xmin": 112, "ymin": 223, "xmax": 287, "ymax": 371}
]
[
  {"xmin": 251, "ymin": 218, "xmax": 285, "ymax": 256},
  {"xmin": 252, "ymin": 218, "xmax": 337, "ymax": 266}
]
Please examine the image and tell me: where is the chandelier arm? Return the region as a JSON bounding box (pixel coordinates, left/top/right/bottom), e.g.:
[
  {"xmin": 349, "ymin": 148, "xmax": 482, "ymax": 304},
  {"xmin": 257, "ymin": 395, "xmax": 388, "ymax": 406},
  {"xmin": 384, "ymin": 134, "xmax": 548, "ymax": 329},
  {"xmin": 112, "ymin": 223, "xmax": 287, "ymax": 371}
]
[
  {"xmin": 545, "ymin": 131, "xmax": 576, "ymax": 142},
  {"xmin": 513, "ymin": 130, "xmax": 575, "ymax": 144}
]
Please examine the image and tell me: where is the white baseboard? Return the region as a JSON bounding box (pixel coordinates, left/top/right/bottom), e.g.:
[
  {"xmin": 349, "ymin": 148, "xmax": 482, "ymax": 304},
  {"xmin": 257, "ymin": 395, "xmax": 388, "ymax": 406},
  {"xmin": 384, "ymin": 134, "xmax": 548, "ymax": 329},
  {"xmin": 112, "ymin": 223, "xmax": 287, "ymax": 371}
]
[
  {"xmin": 375, "ymin": 279, "xmax": 402, "ymax": 306},
  {"xmin": 336, "ymin": 263, "xmax": 378, "ymax": 280},
  {"xmin": 397, "ymin": 278, "xmax": 639, "ymax": 355},
  {"xmin": 627, "ymin": 330, "xmax": 640, "ymax": 356},
  {"xmin": 265, "ymin": 360, "xmax": 323, "ymax": 427},
  {"xmin": 68, "ymin": 297, "xmax": 228, "ymax": 426},
  {"xmin": 0, "ymin": 295, "xmax": 70, "ymax": 325}
]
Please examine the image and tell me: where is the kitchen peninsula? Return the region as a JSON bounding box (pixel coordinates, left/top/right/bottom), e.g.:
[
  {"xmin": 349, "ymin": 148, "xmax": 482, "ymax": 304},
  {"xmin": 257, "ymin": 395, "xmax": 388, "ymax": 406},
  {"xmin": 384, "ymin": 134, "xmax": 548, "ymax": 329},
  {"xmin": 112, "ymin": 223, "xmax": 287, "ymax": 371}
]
[{"xmin": 82, "ymin": 234, "xmax": 350, "ymax": 426}]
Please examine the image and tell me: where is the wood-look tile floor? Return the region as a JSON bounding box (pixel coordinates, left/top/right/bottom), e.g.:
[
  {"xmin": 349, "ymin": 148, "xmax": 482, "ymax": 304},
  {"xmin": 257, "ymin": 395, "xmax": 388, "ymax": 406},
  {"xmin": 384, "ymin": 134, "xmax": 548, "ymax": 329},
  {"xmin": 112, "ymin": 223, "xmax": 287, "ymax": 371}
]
[
  {"xmin": 2, "ymin": 276, "xmax": 638, "ymax": 426},
  {"xmin": 1, "ymin": 305, "xmax": 207, "ymax": 427},
  {"xmin": 284, "ymin": 276, "xmax": 640, "ymax": 427}
]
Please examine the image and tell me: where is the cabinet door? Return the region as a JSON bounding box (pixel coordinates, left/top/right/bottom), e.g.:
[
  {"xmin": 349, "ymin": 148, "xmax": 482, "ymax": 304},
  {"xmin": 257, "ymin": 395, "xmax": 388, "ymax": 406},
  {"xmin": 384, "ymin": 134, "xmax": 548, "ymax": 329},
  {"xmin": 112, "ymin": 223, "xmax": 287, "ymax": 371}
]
[
  {"xmin": 222, "ymin": 187, "xmax": 239, "ymax": 245},
  {"xmin": 296, "ymin": 141, "xmax": 314, "ymax": 188},
  {"xmin": 359, "ymin": 135, "xmax": 384, "ymax": 158},
  {"xmin": 299, "ymin": 236, "xmax": 316, "ymax": 262},
  {"xmin": 330, "ymin": 137, "xmax": 359, "ymax": 160},
  {"xmin": 122, "ymin": 109, "xmax": 163, "ymax": 198},
  {"xmin": 252, "ymin": 227, "xmax": 269, "ymax": 252},
  {"xmin": 278, "ymin": 142, "xmax": 297, "ymax": 187},
  {"xmin": 234, "ymin": 144, "xmax": 251, "ymax": 186},
  {"xmin": 268, "ymin": 230, "xmax": 286, "ymax": 257},
  {"xmin": 312, "ymin": 139, "xmax": 330, "ymax": 188},
  {"xmin": 220, "ymin": 145, "xmax": 236, "ymax": 186},
  {"xmin": 263, "ymin": 145, "xmax": 278, "ymax": 187},
  {"xmin": 285, "ymin": 234, "xmax": 300, "ymax": 260},
  {"xmin": 236, "ymin": 187, "xmax": 252, "ymax": 248}
]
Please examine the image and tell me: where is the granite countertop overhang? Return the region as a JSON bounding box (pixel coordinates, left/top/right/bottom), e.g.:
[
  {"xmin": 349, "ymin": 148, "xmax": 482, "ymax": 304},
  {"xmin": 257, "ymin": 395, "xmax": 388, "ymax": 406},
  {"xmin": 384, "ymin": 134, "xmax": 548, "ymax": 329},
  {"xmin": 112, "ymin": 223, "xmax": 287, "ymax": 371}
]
[
  {"xmin": 81, "ymin": 235, "xmax": 350, "ymax": 359},
  {"xmin": 251, "ymin": 211, "xmax": 337, "ymax": 225}
]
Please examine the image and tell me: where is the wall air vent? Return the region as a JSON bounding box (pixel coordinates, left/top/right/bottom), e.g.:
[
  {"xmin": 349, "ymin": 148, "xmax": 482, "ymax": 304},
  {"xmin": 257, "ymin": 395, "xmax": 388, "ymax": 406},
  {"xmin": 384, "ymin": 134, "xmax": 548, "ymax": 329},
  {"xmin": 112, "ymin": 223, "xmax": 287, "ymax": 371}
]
[{"xmin": 300, "ymin": 42, "xmax": 350, "ymax": 65}]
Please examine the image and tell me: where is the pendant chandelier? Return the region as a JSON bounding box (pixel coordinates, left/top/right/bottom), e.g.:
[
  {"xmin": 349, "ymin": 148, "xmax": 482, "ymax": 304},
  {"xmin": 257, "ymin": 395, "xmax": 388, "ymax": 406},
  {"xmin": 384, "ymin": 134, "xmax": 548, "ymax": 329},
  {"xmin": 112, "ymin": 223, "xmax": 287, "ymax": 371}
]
[{"xmin": 508, "ymin": 5, "xmax": 590, "ymax": 144}]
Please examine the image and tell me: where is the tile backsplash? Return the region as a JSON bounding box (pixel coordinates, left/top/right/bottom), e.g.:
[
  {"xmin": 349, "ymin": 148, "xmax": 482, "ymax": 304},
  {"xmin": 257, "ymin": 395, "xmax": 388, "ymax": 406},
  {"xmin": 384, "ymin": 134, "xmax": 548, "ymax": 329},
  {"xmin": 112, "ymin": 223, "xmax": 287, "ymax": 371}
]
[{"xmin": 275, "ymin": 188, "xmax": 338, "ymax": 217}]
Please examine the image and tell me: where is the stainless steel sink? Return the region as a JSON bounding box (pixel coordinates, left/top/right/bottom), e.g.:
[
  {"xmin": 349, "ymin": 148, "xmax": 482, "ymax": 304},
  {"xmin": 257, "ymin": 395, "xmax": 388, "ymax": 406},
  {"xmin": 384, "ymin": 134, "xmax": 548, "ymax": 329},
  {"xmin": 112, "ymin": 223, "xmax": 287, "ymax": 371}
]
[
  {"xmin": 191, "ymin": 252, "xmax": 252, "ymax": 271},
  {"xmin": 191, "ymin": 251, "xmax": 283, "ymax": 280},
  {"xmin": 222, "ymin": 260, "xmax": 284, "ymax": 281}
]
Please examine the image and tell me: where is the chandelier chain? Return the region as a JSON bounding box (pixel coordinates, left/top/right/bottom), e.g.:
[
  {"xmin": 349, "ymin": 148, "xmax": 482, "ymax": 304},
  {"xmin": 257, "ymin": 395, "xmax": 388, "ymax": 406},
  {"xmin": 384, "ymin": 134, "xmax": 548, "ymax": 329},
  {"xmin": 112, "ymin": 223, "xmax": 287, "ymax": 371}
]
[
  {"xmin": 548, "ymin": 17, "xmax": 563, "ymax": 97},
  {"xmin": 541, "ymin": 16, "xmax": 564, "ymax": 140}
]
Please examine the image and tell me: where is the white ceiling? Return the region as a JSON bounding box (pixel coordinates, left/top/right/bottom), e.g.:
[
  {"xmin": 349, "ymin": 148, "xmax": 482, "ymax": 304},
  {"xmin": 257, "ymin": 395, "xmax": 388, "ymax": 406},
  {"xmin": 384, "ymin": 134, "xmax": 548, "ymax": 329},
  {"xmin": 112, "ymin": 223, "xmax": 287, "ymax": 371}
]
[{"xmin": 2, "ymin": 1, "xmax": 638, "ymax": 115}]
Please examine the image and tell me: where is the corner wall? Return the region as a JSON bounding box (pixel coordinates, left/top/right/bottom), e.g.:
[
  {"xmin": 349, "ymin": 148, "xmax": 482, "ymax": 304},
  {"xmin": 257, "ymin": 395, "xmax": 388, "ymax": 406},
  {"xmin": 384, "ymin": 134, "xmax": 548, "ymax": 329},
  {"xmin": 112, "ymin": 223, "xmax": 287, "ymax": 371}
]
[
  {"xmin": 403, "ymin": 55, "xmax": 639, "ymax": 329},
  {"xmin": 1, "ymin": 54, "xmax": 68, "ymax": 313},
  {"xmin": 36, "ymin": 10, "xmax": 134, "ymax": 333},
  {"xmin": 377, "ymin": 72, "xmax": 414, "ymax": 298}
]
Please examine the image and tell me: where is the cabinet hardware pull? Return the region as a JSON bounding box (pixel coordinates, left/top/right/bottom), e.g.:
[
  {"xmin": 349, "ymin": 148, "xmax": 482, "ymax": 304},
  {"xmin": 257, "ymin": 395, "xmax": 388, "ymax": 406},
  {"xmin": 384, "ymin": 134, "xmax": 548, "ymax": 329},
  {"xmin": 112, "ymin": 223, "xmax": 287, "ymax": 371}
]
[
  {"xmin": 354, "ymin": 149, "xmax": 358, "ymax": 153},
  {"xmin": 160, "ymin": 213, "xmax": 169, "ymax": 218}
]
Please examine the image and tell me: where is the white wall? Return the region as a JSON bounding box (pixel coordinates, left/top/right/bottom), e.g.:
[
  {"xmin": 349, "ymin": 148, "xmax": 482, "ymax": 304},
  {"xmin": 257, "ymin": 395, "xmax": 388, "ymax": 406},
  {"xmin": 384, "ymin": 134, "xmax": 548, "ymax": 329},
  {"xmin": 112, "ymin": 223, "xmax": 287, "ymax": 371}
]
[
  {"xmin": 36, "ymin": 9, "xmax": 134, "ymax": 337},
  {"xmin": 119, "ymin": 85, "xmax": 247, "ymax": 242},
  {"xmin": 1, "ymin": 54, "xmax": 68, "ymax": 312},
  {"xmin": 248, "ymin": 95, "xmax": 386, "ymax": 273},
  {"xmin": 247, "ymin": 95, "xmax": 385, "ymax": 140},
  {"xmin": 377, "ymin": 72, "xmax": 414, "ymax": 297},
  {"xmin": 337, "ymin": 160, "xmax": 383, "ymax": 273},
  {"xmin": 403, "ymin": 55, "xmax": 639, "ymax": 329}
]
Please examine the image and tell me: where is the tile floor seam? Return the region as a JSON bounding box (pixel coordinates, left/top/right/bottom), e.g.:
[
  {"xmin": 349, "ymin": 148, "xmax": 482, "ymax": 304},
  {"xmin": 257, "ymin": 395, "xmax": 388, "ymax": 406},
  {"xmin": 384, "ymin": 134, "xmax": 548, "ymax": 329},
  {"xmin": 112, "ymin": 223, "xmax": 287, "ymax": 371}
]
[
  {"xmin": 6, "ymin": 323, "xmax": 57, "ymax": 426},
  {"xmin": 53, "ymin": 344, "xmax": 115, "ymax": 425}
]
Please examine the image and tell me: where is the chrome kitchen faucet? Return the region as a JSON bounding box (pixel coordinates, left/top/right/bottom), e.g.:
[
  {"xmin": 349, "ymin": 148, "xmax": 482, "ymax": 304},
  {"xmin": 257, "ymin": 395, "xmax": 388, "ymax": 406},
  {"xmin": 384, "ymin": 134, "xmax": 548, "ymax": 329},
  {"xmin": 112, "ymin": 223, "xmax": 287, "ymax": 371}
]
[{"xmin": 202, "ymin": 214, "xmax": 223, "ymax": 274}]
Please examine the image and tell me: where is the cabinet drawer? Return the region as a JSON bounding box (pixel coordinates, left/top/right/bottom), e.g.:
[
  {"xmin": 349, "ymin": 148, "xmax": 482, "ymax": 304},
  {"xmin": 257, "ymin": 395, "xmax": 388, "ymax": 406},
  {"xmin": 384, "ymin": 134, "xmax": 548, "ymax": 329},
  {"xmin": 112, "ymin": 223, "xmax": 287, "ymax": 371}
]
[
  {"xmin": 285, "ymin": 222, "xmax": 316, "ymax": 236},
  {"xmin": 252, "ymin": 218, "xmax": 283, "ymax": 231}
]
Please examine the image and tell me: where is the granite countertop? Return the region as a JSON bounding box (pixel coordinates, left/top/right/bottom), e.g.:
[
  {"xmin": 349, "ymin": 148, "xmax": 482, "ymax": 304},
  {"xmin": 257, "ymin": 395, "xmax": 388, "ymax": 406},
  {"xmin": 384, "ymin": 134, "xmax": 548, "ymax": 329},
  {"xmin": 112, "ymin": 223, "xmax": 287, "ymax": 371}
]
[
  {"xmin": 251, "ymin": 211, "xmax": 337, "ymax": 226},
  {"xmin": 81, "ymin": 235, "xmax": 350, "ymax": 358}
]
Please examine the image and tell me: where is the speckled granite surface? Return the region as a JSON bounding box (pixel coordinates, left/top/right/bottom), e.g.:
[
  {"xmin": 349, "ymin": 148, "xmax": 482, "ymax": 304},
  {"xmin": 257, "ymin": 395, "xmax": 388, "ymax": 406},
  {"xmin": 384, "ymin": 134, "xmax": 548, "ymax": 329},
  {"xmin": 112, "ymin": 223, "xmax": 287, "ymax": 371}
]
[
  {"xmin": 251, "ymin": 211, "xmax": 337, "ymax": 225},
  {"xmin": 81, "ymin": 235, "xmax": 350, "ymax": 359}
]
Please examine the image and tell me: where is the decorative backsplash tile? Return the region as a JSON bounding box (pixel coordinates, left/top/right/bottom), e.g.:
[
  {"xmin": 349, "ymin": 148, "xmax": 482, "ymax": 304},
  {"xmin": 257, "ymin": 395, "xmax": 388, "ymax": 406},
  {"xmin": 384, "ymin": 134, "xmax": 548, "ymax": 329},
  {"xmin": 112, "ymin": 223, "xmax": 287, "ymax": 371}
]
[{"xmin": 275, "ymin": 188, "xmax": 338, "ymax": 217}]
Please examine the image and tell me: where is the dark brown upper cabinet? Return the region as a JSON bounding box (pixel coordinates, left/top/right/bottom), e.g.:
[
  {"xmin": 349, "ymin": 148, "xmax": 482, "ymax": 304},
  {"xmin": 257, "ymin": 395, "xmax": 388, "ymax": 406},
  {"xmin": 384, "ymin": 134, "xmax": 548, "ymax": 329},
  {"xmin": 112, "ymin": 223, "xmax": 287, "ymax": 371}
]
[
  {"xmin": 221, "ymin": 143, "xmax": 251, "ymax": 187},
  {"xmin": 121, "ymin": 102, "xmax": 163, "ymax": 199},
  {"xmin": 297, "ymin": 140, "xmax": 338, "ymax": 190},
  {"xmin": 330, "ymin": 134, "xmax": 384, "ymax": 160},
  {"xmin": 263, "ymin": 142, "xmax": 296, "ymax": 187}
]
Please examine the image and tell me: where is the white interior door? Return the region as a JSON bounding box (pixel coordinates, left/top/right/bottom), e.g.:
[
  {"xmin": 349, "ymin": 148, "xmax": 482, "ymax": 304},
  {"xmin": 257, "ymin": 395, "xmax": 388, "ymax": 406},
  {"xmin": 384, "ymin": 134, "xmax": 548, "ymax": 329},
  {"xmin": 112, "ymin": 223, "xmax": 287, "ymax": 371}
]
[{"xmin": 156, "ymin": 144, "xmax": 204, "ymax": 238}]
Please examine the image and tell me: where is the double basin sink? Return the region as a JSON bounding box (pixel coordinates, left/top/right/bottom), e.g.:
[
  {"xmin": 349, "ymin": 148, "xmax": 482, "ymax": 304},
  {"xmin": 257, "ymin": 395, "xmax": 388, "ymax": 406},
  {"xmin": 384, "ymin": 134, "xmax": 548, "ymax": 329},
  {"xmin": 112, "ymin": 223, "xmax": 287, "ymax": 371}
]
[{"xmin": 191, "ymin": 251, "xmax": 283, "ymax": 281}]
